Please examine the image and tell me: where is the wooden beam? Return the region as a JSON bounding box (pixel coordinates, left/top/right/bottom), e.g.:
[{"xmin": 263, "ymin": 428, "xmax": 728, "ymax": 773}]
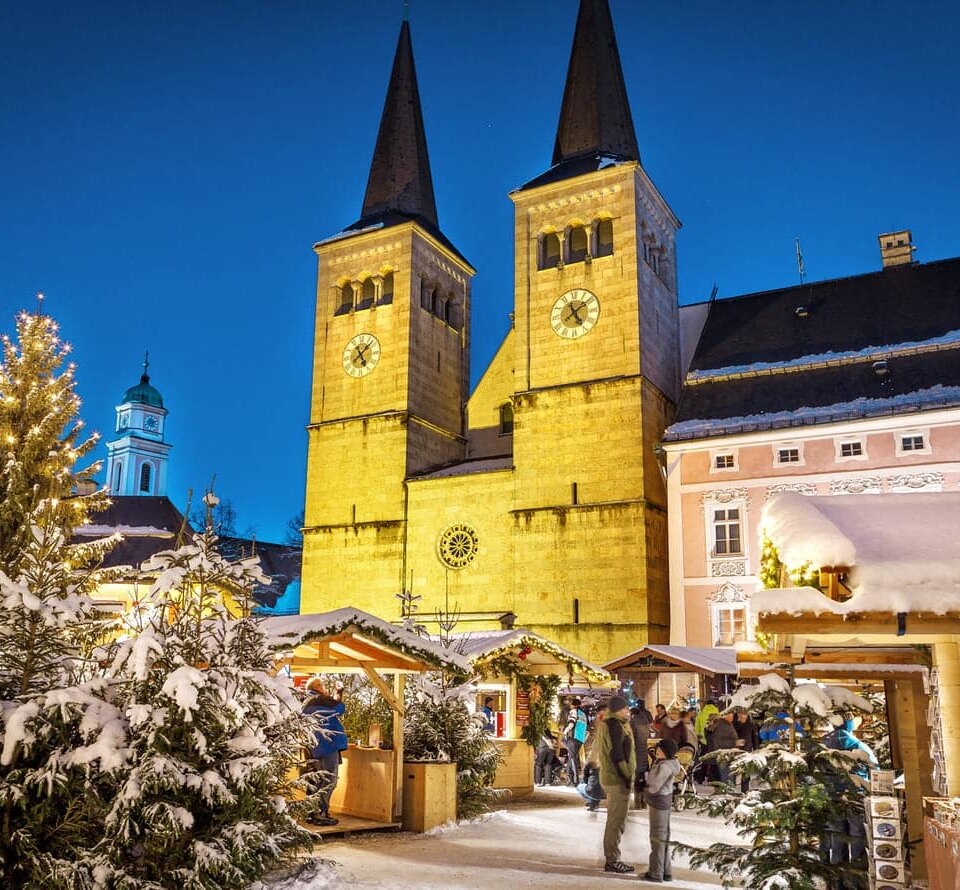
[
  {"xmin": 393, "ymin": 672, "xmax": 406, "ymax": 821},
  {"xmin": 361, "ymin": 663, "xmax": 403, "ymax": 716},
  {"xmin": 758, "ymin": 611, "xmax": 960, "ymax": 635},
  {"xmin": 735, "ymin": 650, "xmax": 801, "ymax": 665}
]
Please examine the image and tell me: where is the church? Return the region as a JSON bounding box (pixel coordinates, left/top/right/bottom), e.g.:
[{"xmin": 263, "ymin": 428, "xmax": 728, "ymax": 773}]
[{"xmin": 300, "ymin": 0, "xmax": 678, "ymax": 663}]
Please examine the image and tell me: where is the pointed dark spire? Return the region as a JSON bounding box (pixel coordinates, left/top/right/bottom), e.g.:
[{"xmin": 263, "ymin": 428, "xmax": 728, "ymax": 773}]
[
  {"xmin": 552, "ymin": 0, "xmax": 639, "ymax": 166},
  {"xmin": 359, "ymin": 20, "xmax": 438, "ymax": 228}
]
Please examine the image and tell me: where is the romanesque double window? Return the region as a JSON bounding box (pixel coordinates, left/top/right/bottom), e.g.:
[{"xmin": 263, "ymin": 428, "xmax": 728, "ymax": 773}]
[
  {"xmin": 334, "ymin": 271, "xmax": 395, "ymax": 316},
  {"xmin": 536, "ymin": 218, "xmax": 614, "ymax": 271},
  {"xmin": 419, "ymin": 279, "xmax": 463, "ymax": 331}
]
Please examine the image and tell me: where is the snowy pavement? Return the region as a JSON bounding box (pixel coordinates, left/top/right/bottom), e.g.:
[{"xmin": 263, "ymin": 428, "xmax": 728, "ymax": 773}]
[{"xmin": 269, "ymin": 786, "xmax": 741, "ymax": 889}]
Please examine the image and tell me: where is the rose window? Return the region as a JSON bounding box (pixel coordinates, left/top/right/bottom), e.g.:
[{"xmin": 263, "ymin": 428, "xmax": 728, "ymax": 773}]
[{"xmin": 437, "ymin": 523, "xmax": 479, "ymax": 570}]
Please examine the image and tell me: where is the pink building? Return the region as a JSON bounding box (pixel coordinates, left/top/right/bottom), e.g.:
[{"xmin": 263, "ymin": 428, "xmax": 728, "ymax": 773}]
[{"xmin": 663, "ymin": 232, "xmax": 960, "ymax": 648}]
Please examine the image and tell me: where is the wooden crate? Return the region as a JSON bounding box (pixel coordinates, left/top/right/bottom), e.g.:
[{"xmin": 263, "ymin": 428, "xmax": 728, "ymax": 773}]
[{"xmin": 402, "ymin": 762, "xmax": 457, "ymax": 832}]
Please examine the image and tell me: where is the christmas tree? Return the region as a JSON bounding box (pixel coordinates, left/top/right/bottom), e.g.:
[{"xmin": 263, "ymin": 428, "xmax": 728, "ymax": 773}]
[{"xmin": 678, "ymin": 670, "xmax": 874, "ymax": 890}]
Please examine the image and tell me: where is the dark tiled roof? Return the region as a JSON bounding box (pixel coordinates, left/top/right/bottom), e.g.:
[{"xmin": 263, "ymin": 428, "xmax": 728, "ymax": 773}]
[
  {"xmin": 690, "ymin": 258, "xmax": 960, "ymax": 372},
  {"xmin": 336, "ymin": 209, "xmax": 473, "ymax": 270},
  {"xmin": 216, "ymin": 536, "xmax": 302, "ymax": 609},
  {"xmin": 668, "ymin": 348, "xmax": 960, "ymax": 440},
  {"xmin": 80, "ymin": 496, "xmax": 191, "ymax": 570},
  {"xmin": 551, "ymin": 0, "xmax": 639, "ymax": 167},
  {"xmin": 360, "ymin": 20, "xmax": 437, "ymax": 228},
  {"xmin": 516, "ymin": 152, "xmax": 633, "ymax": 192}
]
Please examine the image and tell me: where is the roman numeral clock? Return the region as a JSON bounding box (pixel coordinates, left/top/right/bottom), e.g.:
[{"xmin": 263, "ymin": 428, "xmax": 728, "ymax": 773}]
[{"xmin": 550, "ymin": 288, "xmax": 600, "ymax": 339}]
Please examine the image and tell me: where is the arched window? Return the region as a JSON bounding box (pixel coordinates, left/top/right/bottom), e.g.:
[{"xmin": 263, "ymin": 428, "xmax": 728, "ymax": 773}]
[
  {"xmin": 360, "ymin": 278, "xmax": 376, "ymax": 306},
  {"xmin": 499, "ymin": 402, "xmax": 514, "ymax": 435},
  {"xmin": 539, "ymin": 232, "xmax": 561, "ymax": 270},
  {"xmin": 339, "ymin": 283, "xmax": 354, "ymax": 312},
  {"xmin": 433, "ymin": 292, "xmax": 446, "ymax": 319},
  {"xmin": 114, "ymin": 462, "xmax": 122, "ymax": 492},
  {"xmin": 567, "ymin": 226, "xmax": 588, "ymax": 263},
  {"xmin": 596, "ymin": 219, "xmax": 614, "ymax": 257},
  {"xmin": 381, "ymin": 272, "xmax": 394, "ymax": 304},
  {"xmin": 139, "ymin": 463, "xmax": 152, "ymax": 494},
  {"xmin": 447, "ymin": 297, "xmax": 463, "ymax": 331},
  {"xmin": 420, "ymin": 280, "xmax": 433, "ymax": 311}
]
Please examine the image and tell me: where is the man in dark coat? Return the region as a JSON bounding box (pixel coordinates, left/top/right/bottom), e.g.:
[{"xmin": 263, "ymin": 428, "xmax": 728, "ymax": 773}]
[
  {"xmin": 630, "ymin": 705, "xmax": 652, "ymax": 809},
  {"xmin": 734, "ymin": 708, "xmax": 760, "ymax": 792},
  {"xmin": 711, "ymin": 711, "xmax": 740, "ymax": 784},
  {"xmin": 302, "ymin": 677, "xmax": 348, "ymax": 826}
]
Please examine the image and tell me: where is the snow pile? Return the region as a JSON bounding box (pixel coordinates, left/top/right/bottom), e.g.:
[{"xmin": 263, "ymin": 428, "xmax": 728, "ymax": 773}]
[{"xmin": 758, "ymin": 492, "xmax": 960, "ymax": 614}]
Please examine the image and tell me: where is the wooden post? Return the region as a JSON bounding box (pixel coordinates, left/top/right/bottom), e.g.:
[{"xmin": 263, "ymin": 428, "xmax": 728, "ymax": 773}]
[
  {"xmin": 393, "ymin": 672, "xmax": 406, "ymax": 821},
  {"xmin": 892, "ymin": 678, "xmax": 933, "ymax": 879},
  {"xmin": 933, "ymin": 639, "xmax": 960, "ymax": 795}
]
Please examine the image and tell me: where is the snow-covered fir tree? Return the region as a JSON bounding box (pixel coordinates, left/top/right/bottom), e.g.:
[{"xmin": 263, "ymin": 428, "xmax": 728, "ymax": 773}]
[
  {"xmin": 678, "ymin": 670, "xmax": 874, "ymax": 890},
  {"xmin": 75, "ymin": 494, "xmax": 316, "ymax": 889},
  {"xmin": 0, "ymin": 306, "xmax": 118, "ymax": 884}
]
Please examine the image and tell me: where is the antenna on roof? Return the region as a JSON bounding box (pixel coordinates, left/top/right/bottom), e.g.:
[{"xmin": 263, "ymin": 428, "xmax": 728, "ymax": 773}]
[
  {"xmin": 709, "ymin": 283, "xmax": 719, "ymax": 302},
  {"xmin": 795, "ymin": 238, "xmax": 806, "ymax": 285}
]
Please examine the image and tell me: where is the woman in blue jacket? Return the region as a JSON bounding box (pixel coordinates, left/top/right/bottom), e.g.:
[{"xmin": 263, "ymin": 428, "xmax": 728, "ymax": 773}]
[{"xmin": 303, "ymin": 677, "xmax": 348, "ymax": 826}]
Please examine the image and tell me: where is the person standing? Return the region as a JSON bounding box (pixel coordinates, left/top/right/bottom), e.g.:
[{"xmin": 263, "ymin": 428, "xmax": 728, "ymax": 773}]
[
  {"xmin": 680, "ymin": 709, "xmax": 699, "ymax": 752},
  {"xmin": 534, "ymin": 727, "xmax": 558, "ymax": 785},
  {"xmin": 630, "ymin": 705, "xmax": 652, "ymax": 809},
  {"xmin": 642, "ymin": 739, "xmax": 681, "ymax": 883},
  {"xmin": 711, "ymin": 711, "xmax": 740, "ymax": 784},
  {"xmin": 651, "ymin": 703, "xmax": 667, "ymax": 736},
  {"xmin": 694, "ymin": 699, "xmax": 719, "ymax": 747},
  {"xmin": 734, "ymin": 708, "xmax": 759, "ymax": 792},
  {"xmin": 481, "ymin": 696, "xmax": 496, "ymax": 733},
  {"xmin": 302, "ymin": 677, "xmax": 348, "ymax": 826},
  {"xmin": 596, "ymin": 695, "xmax": 637, "ymax": 874},
  {"xmin": 562, "ymin": 697, "xmax": 588, "ymax": 786}
]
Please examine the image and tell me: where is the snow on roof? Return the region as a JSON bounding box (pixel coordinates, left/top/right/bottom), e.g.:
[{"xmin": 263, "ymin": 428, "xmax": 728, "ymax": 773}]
[
  {"xmin": 448, "ymin": 629, "xmax": 610, "ymax": 681},
  {"xmin": 411, "ymin": 456, "xmax": 514, "ymax": 481},
  {"xmin": 758, "ymin": 492, "xmax": 960, "ymax": 614},
  {"xmin": 262, "ymin": 608, "xmax": 471, "ymax": 674},
  {"xmin": 75, "ymin": 524, "xmax": 176, "ymax": 537},
  {"xmin": 665, "ymin": 383, "xmax": 960, "ymax": 440},
  {"xmin": 604, "ymin": 645, "xmax": 738, "ymax": 676},
  {"xmin": 686, "ymin": 328, "xmax": 960, "ymax": 383}
]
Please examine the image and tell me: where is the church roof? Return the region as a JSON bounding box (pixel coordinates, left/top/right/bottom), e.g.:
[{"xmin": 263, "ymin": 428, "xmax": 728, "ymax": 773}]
[
  {"xmin": 355, "ymin": 20, "xmax": 437, "ymax": 231},
  {"xmin": 76, "ymin": 496, "xmax": 188, "ymax": 569},
  {"xmin": 666, "ymin": 256, "xmax": 960, "ymax": 440},
  {"xmin": 518, "ymin": 0, "xmax": 639, "ymax": 192},
  {"xmin": 122, "ymin": 373, "xmax": 163, "ymax": 408}
]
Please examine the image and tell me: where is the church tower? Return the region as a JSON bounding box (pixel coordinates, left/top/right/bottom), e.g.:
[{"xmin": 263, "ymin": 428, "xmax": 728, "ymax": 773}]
[
  {"xmin": 300, "ymin": 17, "xmax": 475, "ymax": 614},
  {"xmin": 105, "ymin": 355, "xmax": 171, "ymax": 496},
  {"xmin": 507, "ymin": 0, "xmax": 681, "ymax": 653}
]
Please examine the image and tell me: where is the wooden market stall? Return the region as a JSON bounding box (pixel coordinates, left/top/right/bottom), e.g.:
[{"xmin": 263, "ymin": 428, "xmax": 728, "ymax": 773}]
[
  {"xmin": 752, "ymin": 491, "xmax": 960, "ymax": 883},
  {"xmin": 451, "ymin": 629, "xmax": 615, "ymax": 796},
  {"xmin": 263, "ymin": 608, "xmax": 471, "ymax": 833},
  {"xmin": 603, "ymin": 645, "xmax": 737, "ymax": 710}
]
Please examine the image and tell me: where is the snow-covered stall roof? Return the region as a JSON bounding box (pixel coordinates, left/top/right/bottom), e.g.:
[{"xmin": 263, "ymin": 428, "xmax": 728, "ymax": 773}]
[
  {"xmin": 604, "ymin": 645, "xmax": 738, "ymax": 677},
  {"xmin": 449, "ymin": 629, "xmax": 611, "ymax": 683},
  {"xmin": 263, "ymin": 608, "xmax": 471, "ymax": 675},
  {"xmin": 758, "ymin": 492, "xmax": 960, "ymax": 615}
]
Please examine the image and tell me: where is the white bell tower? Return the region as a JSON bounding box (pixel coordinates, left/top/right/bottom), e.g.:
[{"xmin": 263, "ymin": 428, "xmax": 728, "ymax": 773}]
[{"xmin": 105, "ymin": 353, "xmax": 171, "ymax": 497}]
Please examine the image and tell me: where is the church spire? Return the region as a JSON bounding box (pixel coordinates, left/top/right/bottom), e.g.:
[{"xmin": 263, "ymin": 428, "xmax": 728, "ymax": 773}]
[
  {"xmin": 359, "ymin": 19, "xmax": 438, "ymax": 228},
  {"xmin": 552, "ymin": 0, "xmax": 639, "ymax": 166}
]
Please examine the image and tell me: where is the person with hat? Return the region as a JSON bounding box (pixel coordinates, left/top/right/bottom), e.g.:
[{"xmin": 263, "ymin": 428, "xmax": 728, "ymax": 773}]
[
  {"xmin": 302, "ymin": 677, "xmax": 348, "ymax": 826},
  {"xmin": 596, "ymin": 694, "xmax": 637, "ymax": 874},
  {"xmin": 642, "ymin": 738, "xmax": 681, "ymax": 882}
]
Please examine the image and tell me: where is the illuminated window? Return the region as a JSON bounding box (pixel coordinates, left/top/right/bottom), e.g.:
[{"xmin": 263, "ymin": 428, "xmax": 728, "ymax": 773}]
[
  {"xmin": 499, "ymin": 403, "xmax": 514, "ymax": 435},
  {"xmin": 712, "ymin": 508, "xmax": 742, "ymax": 556},
  {"xmin": 596, "ymin": 219, "xmax": 614, "ymax": 258},
  {"xmin": 139, "ymin": 463, "xmax": 152, "ymax": 494},
  {"xmin": 714, "ymin": 604, "xmax": 747, "ymax": 647},
  {"xmin": 567, "ymin": 226, "xmax": 588, "ymax": 263},
  {"xmin": 539, "ymin": 233, "xmax": 561, "ymax": 269}
]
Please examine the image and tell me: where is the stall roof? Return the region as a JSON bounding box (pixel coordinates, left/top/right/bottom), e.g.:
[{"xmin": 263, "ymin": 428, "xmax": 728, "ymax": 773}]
[
  {"xmin": 604, "ymin": 645, "xmax": 738, "ymax": 677},
  {"xmin": 264, "ymin": 608, "xmax": 471, "ymax": 675},
  {"xmin": 760, "ymin": 492, "xmax": 960, "ymax": 616},
  {"xmin": 449, "ymin": 629, "xmax": 611, "ymax": 683}
]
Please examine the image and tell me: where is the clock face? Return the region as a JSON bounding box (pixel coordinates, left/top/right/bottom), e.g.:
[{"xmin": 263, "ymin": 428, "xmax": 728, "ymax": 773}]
[
  {"xmin": 551, "ymin": 289, "xmax": 600, "ymax": 339},
  {"xmin": 342, "ymin": 333, "xmax": 381, "ymax": 378},
  {"xmin": 144, "ymin": 415, "xmax": 159, "ymax": 432}
]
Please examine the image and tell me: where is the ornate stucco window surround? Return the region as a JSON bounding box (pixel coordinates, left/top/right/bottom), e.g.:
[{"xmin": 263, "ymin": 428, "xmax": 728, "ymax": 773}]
[
  {"xmin": 700, "ymin": 488, "xmax": 749, "ymax": 578},
  {"xmin": 709, "ymin": 582, "xmax": 752, "ymax": 647}
]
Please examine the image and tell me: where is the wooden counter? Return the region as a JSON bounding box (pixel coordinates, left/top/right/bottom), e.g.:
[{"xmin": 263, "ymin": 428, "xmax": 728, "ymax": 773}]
[
  {"xmin": 492, "ymin": 737, "xmax": 534, "ymax": 797},
  {"xmin": 329, "ymin": 745, "xmax": 395, "ymax": 822}
]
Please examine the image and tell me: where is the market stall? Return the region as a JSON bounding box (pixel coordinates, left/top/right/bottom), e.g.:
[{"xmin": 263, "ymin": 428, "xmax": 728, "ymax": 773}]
[
  {"xmin": 751, "ymin": 491, "xmax": 960, "ymax": 882},
  {"xmin": 451, "ymin": 629, "xmax": 614, "ymax": 795},
  {"xmin": 603, "ymin": 645, "xmax": 737, "ymax": 709},
  {"xmin": 264, "ymin": 608, "xmax": 471, "ymax": 832}
]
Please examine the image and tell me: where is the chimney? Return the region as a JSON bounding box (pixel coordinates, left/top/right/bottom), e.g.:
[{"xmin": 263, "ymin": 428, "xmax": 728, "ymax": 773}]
[{"xmin": 878, "ymin": 230, "xmax": 915, "ymax": 269}]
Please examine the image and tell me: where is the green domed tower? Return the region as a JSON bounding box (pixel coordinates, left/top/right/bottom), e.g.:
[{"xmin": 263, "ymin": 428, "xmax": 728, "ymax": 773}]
[{"xmin": 104, "ymin": 353, "xmax": 171, "ymax": 496}]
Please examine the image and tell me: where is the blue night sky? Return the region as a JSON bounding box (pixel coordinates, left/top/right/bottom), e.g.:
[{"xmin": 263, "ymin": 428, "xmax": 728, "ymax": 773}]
[{"xmin": 2, "ymin": 1, "xmax": 958, "ymax": 541}]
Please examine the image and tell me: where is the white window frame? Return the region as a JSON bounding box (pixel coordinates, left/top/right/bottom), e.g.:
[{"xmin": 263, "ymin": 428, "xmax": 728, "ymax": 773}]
[
  {"xmin": 773, "ymin": 442, "xmax": 805, "ymax": 467},
  {"xmin": 709, "ymin": 449, "xmax": 739, "ymax": 473},
  {"xmin": 711, "ymin": 600, "xmax": 751, "ymax": 647},
  {"xmin": 834, "ymin": 437, "xmax": 867, "ymax": 462},
  {"xmin": 896, "ymin": 428, "xmax": 931, "ymax": 456},
  {"xmin": 708, "ymin": 504, "xmax": 744, "ymax": 559}
]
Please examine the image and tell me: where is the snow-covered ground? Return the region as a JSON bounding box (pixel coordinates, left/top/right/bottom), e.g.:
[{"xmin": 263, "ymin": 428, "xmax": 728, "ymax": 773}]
[{"xmin": 265, "ymin": 786, "xmax": 741, "ymax": 889}]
